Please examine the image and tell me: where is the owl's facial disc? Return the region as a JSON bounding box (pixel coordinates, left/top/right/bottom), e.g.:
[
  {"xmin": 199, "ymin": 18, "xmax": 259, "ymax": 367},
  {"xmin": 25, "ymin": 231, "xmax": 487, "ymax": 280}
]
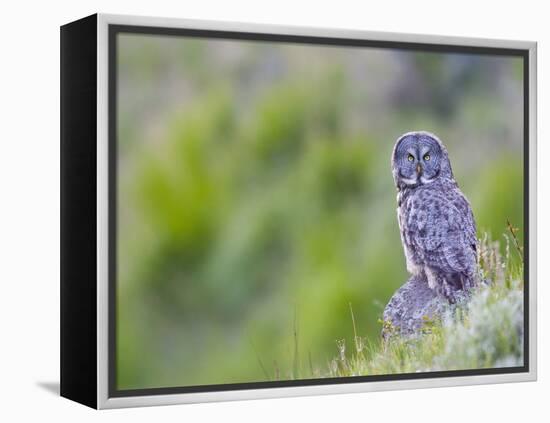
[
  {"xmin": 394, "ymin": 139, "xmax": 422, "ymax": 186},
  {"xmin": 417, "ymin": 139, "xmax": 441, "ymax": 183},
  {"xmin": 393, "ymin": 132, "xmax": 447, "ymax": 188}
]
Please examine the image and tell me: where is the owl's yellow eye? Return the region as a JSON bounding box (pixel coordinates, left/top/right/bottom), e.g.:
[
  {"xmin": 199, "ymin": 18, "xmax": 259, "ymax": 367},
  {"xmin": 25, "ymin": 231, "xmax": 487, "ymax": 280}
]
[
  {"xmin": 407, "ymin": 154, "xmax": 414, "ymax": 162},
  {"xmin": 423, "ymin": 154, "xmax": 430, "ymax": 161}
]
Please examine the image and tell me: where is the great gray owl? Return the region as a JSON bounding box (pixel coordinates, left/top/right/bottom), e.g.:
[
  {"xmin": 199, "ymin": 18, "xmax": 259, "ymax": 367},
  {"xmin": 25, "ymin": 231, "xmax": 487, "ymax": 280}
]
[{"xmin": 390, "ymin": 131, "xmax": 478, "ymax": 304}]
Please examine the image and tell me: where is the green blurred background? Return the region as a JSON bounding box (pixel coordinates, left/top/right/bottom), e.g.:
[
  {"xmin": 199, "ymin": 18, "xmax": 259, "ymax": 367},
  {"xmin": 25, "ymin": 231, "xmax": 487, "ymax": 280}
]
[{"xmin": 116, "ymin": 33, "xmax": 524, "ymax": 389}]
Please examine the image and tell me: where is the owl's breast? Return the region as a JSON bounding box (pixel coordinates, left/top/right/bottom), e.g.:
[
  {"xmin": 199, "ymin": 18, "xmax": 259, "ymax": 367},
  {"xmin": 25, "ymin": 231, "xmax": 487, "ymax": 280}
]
[{"xmin": 397, "ymin": 195, "xmax": 424, "ymax": 276}]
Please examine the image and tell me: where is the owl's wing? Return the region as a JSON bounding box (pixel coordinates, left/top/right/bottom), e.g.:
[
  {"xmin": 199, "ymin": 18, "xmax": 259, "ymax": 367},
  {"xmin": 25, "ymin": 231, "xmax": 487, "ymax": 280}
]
[{"xmin": 405, "ymin": 186, "xmax": 477, "ymax": 275}]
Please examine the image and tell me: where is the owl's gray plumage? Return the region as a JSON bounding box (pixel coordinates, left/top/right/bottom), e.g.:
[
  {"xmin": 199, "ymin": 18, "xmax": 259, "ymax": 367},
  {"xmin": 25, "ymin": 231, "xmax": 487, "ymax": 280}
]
[
  {"xmin": 398, "ymin": 177, "xmax": 478, "ymax": 301},
  {"xmin": 383, "ymin": 131, "xmax": 478, "ymax": 337}
]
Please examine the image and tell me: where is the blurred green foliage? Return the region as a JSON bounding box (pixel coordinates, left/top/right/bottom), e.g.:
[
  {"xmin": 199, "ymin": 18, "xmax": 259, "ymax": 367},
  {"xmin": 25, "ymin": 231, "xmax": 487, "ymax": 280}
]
[{"xmin": 116, "ymin": 35, "xmax": 524, "ymax": 389}]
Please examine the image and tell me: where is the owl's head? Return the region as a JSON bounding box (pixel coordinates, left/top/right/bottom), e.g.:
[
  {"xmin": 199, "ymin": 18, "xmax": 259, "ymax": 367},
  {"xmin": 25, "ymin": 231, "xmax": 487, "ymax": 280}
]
[{"xmin": 391, "ymin": 131, "xmax": 454, "ymax": 189}]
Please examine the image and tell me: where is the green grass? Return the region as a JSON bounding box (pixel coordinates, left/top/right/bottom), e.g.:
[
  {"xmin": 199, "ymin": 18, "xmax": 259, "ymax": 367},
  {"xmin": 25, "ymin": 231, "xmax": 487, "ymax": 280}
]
[{"xmin": 325, "ymin": 231, "xmax": 524, "ymax": 378}]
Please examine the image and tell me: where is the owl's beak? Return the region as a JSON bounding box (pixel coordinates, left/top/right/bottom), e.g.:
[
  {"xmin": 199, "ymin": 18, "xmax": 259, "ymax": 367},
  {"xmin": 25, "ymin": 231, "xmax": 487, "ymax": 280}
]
[{"xmin": 416, "ymin": 163, "xmax": 422, "ymax": 175}]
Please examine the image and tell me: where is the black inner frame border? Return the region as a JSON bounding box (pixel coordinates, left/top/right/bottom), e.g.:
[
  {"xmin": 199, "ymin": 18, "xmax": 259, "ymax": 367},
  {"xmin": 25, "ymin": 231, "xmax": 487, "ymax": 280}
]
[{"xmin": 108, "ymin": 23, "xmax": 530, "ymax": 398}]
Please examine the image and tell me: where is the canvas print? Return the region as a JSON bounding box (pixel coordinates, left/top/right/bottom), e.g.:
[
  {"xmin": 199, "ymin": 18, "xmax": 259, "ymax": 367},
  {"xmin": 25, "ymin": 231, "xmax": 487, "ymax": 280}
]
[{"xmin": 114, "ymin": 31, "xmax": 525, "ymax": 391}]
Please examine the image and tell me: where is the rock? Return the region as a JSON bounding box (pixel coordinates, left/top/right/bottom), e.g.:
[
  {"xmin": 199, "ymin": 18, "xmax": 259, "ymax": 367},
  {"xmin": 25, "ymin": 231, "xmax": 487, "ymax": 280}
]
[{"xmin": 382, "ymin": 275, "xmax": 450, "ymax": 340}]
